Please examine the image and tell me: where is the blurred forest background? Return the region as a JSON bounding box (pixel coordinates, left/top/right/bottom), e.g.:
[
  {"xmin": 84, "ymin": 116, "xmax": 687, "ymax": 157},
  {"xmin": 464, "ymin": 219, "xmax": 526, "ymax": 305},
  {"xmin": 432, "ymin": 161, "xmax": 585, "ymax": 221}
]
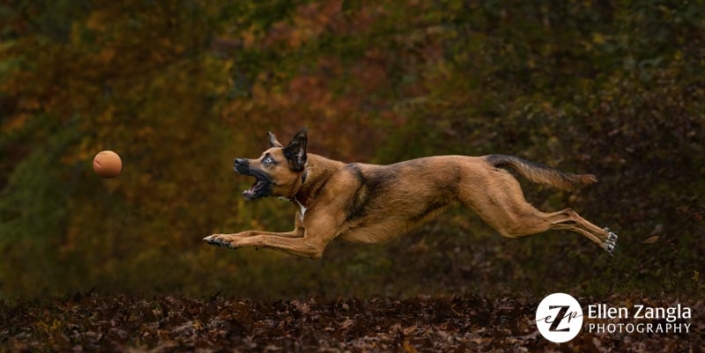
[{"xmin": 0, "ymin": 0, "xmax": 703, "ymax": 301}]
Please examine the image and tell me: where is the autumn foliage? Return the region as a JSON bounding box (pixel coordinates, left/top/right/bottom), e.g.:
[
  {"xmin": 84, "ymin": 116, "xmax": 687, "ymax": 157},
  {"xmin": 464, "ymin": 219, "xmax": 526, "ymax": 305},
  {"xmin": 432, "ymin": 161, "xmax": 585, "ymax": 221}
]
[{"xmin": 0, "ymin": 0, "xmax": 703, "ymax": 304}]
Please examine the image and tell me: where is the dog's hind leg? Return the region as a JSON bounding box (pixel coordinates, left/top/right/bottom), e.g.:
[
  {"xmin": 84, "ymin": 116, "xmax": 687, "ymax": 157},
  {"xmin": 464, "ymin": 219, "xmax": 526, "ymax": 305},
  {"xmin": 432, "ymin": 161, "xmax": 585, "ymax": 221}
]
[
  {"xmin": 542, "ymin": 208, "xmax": 618, "ymax": 254},
  {"xmin": 459, "ymin": 168, "xmax": 617, "ymax": 254},
  {"xmin": 467, "ymin": 199, "xmax": 617, "ymax": 254}
]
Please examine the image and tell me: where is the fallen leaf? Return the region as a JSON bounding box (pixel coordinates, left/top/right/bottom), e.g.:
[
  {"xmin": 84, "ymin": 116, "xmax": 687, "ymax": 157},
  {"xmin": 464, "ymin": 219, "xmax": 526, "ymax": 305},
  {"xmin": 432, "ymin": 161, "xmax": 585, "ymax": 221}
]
[{"xmin": 643, "ymin": 236, "xmax": 659, "ymax": 243}]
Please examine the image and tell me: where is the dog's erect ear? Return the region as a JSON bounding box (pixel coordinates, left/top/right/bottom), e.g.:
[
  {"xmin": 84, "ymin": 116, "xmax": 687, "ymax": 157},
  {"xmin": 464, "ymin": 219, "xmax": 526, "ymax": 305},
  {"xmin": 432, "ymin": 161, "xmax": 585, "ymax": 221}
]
[
  {"xmin": 268, "ymin": 131, "xmax": 283, "ymax": 148},
  {"xmin": 283, "ymin": 127, "xmax": 307, "ymax": 171}
]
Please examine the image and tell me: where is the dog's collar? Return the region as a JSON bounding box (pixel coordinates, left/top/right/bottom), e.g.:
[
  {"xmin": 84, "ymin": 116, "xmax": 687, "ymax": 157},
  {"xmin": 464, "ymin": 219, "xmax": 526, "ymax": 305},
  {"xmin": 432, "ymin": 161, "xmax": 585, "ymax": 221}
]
[
  {"xmin": 289, "ymin": 166, "xmax": 309, "ymax": 222},
  {"xmin": 288, "ymin": 165, "xmax": 309, "ymax": 203}
]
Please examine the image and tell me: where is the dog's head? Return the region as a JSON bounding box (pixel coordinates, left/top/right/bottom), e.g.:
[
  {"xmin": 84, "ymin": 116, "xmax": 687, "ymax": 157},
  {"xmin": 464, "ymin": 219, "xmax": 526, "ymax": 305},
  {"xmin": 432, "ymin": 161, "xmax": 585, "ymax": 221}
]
[{"xmin": 234, "ymin": 127, "xmax": 308, "ymax": 201}]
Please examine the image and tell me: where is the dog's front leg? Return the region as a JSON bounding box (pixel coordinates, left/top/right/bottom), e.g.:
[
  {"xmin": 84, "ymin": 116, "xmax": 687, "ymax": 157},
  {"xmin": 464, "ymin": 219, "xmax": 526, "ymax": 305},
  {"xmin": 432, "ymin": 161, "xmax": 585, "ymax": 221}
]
[
  {"xmin": 204, "ymin": 233, "xmax": 323, "ymax": 259},
  {"xmin": 204, "ymin": 211, "xmax": 337, "ymax": 259},
  {"xmin": 203, "ymin": 229, "xmax": 303, "ymax": 249},
  {"xmin": 206, "ymin": 211, "xmax": 305, "ymax": 240},
  {"xmin": 207, "ymin": 229, "xmax": 303, "ymax": 239}
]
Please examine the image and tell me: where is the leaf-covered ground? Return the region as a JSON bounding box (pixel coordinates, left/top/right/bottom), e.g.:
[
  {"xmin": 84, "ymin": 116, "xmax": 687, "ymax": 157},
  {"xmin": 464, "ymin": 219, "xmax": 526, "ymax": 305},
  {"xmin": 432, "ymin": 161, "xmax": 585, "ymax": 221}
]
[{"xmin": 1, "ymin": 294, "xmax": 702, "ymax": 352}]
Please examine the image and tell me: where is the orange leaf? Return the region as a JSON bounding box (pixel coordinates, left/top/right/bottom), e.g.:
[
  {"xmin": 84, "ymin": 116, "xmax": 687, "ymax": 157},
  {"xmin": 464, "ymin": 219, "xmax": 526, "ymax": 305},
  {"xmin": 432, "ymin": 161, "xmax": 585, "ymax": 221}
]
[{"xmin": 643, "ymin": 236, "xmax": 659, "ymax": 244}]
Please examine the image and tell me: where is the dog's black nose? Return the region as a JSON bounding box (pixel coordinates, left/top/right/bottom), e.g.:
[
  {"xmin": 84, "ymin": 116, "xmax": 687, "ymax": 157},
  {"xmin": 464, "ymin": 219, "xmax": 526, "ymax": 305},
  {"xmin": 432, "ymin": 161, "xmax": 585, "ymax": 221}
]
[{"xmin": 234, "ymin": 158, "xmax": 248, "ymax": 167}]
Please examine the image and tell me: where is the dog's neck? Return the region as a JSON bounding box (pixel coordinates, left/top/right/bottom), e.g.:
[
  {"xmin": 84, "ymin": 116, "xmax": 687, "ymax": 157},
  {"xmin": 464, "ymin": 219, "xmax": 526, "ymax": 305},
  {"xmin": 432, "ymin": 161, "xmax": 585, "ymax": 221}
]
[
  {"xmin": 285, "ymin": 167, "xmax": 308, "ymax": 202},
  {"xmin": 291, "ymin": 154, "xmax": 345, "ymax": 207}
]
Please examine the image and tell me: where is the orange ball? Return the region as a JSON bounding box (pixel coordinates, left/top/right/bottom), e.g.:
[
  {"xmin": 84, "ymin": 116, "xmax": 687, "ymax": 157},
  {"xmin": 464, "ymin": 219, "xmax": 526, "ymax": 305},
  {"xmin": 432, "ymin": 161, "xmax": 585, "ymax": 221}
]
[{"xmin": 93, "ymin": 150, "xmax": 122, "ymax": 178}]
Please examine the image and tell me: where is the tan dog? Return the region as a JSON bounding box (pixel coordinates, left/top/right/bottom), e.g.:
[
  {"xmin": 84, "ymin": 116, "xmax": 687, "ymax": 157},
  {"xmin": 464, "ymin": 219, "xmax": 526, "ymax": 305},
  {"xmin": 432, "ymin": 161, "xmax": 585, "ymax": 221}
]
[{"xmin": 204, "ymin": 128, "xmax": 617, "ymax": 258}]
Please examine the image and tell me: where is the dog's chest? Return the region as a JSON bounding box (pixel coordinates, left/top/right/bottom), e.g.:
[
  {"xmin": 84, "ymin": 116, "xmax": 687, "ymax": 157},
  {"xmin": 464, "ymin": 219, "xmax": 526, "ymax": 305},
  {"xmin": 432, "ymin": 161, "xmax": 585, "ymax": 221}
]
[
  {"xmin": 280, "ymin": 197, "xmax": 307, "ymax": 222},
  {"xmin": 294, "ymin": 199, "xmax": 307, "ymax": 221}
]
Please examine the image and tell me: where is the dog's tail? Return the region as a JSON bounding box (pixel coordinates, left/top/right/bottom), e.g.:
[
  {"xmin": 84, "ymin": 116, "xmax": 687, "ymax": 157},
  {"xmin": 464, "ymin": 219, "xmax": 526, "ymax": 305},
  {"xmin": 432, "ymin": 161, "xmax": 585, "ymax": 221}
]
[{"xmin": 485, "ymin": 154, "xmax": 597, "ymax": 192}]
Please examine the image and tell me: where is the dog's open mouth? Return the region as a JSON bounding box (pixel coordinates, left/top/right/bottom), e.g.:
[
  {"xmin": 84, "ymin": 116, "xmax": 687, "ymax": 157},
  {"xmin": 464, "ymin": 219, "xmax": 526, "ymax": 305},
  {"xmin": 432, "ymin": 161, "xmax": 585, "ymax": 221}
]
[
  {"xmin": 244, "ymin": 177, "xmax": 268, "ymax": 199},
  {"xmin": 240, "ymin": 170, "xmax": 273, "ymax": 200}
]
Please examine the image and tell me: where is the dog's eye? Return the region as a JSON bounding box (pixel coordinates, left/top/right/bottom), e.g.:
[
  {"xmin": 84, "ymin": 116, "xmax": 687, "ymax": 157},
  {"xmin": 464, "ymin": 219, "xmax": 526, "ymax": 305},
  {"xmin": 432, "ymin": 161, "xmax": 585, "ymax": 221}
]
[{"xmin": 263, "ymin": 156, "xmax": 274, "ymax": 164}]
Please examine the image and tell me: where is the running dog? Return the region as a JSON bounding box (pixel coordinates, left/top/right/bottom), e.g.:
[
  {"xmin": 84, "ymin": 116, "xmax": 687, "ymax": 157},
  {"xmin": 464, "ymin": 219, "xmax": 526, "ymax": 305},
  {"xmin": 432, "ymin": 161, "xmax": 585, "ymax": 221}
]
[{"xmin": 204, "ymin": 128, "xmax": 617, "ymax": 258}]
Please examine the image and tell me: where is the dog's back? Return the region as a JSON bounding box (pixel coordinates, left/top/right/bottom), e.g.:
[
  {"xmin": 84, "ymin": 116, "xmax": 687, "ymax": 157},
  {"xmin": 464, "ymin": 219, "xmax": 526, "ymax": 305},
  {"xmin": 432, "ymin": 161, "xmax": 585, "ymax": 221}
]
[{"xmin": 333, "ymin": 156, "xmax": 490, "ymax": 243}]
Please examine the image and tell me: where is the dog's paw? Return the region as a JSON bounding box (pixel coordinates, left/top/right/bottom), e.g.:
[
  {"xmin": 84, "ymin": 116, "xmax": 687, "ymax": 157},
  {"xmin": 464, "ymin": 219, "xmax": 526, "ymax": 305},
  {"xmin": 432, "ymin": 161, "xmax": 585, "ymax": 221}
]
[
  {"xmin": 603, "ymin": 227, "xmax": 618, "ymax": 256},
  {"xmin": 204, "ymin": 234, "xmax": 236, "ymax": 249}
]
